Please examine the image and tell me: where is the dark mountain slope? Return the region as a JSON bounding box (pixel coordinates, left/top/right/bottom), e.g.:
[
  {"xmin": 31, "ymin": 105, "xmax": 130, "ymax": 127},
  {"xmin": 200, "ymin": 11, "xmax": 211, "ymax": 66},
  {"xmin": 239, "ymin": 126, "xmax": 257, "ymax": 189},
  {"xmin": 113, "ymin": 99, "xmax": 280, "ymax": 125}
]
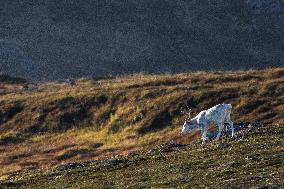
[{"xmin": 0, "ymin": 0, "xmax": 283, "ymax": 80}]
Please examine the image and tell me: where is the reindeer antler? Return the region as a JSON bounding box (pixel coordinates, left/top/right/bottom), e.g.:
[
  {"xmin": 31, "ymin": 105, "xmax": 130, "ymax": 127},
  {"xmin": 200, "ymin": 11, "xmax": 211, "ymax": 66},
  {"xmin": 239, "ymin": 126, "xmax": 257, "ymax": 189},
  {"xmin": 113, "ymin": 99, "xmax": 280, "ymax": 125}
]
[{"xmin": 180, "ymin": 105, "xmax": 192, "ymax": 121}]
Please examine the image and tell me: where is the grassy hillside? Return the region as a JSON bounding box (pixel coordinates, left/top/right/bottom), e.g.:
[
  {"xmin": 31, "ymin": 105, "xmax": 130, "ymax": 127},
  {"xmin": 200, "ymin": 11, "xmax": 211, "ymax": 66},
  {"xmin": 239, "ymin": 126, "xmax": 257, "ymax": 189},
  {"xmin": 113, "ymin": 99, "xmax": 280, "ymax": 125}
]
[
  {"xmin": 0, "ymin": 68, "xmax": 283, "ymax": 179},
  {"xmin": 1, "ymin": 124, "xmax": 283, "ymax": 188}
]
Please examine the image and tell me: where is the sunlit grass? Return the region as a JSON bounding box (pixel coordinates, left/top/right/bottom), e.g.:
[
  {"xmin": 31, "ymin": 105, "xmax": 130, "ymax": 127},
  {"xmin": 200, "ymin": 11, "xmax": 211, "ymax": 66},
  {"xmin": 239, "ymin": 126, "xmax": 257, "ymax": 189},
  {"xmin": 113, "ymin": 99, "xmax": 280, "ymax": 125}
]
[
  {"xmin": 1, "ymin": 125, "xmax": 283, "ymax": 188},
  {"xmin": 0, "ymin": 68, "xmax": 283, "ymax": 177}
]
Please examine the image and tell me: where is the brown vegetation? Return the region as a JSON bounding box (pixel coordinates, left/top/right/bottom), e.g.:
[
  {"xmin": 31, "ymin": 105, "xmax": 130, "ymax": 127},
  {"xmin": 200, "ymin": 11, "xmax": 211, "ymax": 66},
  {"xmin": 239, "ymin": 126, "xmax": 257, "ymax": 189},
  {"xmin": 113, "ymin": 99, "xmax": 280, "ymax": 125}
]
[{"xmin": 0, "ymin": 68, "xmax": 283, "ymax": 177}]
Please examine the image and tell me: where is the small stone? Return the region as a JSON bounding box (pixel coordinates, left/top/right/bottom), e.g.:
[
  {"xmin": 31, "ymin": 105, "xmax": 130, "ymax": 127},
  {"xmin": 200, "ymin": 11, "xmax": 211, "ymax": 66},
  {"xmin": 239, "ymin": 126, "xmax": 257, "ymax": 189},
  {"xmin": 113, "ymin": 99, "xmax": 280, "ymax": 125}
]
[
  {"xmin": 56, "ymin": 163, "xmax": 85, "ymax": 171},
  {"xmin": 148, "ymin": 149, "xmax": 156, "ymax": 155}
]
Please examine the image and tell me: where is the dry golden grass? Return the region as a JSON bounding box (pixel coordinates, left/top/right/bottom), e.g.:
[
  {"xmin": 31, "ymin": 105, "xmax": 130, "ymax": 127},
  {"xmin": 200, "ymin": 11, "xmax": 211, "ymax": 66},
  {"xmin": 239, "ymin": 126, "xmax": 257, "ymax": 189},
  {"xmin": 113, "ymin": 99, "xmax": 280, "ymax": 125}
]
[{"xmin": 0, "ymin": 68, "xmax": 283, "ymax": 177}]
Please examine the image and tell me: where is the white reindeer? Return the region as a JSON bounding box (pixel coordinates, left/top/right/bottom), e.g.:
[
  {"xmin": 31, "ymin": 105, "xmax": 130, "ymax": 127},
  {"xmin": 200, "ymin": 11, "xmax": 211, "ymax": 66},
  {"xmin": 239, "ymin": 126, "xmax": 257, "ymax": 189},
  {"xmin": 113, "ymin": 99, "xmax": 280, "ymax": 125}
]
[{"xmin": 181, "ymin": 103, "xmax": 235, "ymax": 144}]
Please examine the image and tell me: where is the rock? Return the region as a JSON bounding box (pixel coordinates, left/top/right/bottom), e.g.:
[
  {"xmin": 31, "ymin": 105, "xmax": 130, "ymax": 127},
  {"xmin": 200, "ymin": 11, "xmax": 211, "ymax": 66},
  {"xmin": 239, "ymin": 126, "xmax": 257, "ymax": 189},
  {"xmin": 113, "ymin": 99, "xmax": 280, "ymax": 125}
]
[
  {"xmin": 102, "ymin": 158, "xmax": 124, "ymax": 167},
  {"xmin": 56, "ymin": 163, "xmax": 85, "ymax": 171},
  {"xmin": 147, "ymin": 149, "xmax": 157, "ymax": 155}
]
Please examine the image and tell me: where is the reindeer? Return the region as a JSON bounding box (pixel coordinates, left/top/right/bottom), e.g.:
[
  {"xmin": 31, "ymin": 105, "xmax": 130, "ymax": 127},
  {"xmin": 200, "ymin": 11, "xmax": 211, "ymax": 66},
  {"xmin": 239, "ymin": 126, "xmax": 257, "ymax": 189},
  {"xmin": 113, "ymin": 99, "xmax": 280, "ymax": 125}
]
[{"xmin": 180, "ymin": 103, "xmax": 235, "ymax": 144}]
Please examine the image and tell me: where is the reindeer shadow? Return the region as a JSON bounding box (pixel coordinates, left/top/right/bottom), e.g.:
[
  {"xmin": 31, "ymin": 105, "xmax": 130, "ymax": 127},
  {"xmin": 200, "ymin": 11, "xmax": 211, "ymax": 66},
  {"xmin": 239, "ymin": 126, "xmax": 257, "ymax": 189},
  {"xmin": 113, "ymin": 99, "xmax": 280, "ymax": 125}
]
[{"xmin": 205, "ymin": 123, "xmax": 234, "ymax": 141}]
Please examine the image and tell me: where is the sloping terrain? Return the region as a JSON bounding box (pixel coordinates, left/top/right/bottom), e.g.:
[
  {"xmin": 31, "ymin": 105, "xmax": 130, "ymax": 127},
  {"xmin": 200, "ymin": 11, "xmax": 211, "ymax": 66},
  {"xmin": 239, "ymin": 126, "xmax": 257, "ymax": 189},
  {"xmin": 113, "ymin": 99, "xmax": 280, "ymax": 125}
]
[
  {"xmin": 1, "ymin": 124, "xmax": 283, "ymax": 188},
  {"xmin": 0, "ymin": 68, "xmax": 283, "ymax": 178},
  {"xmin": 0, "ymin": 0, "xmax": 283, "ymax": 80}
]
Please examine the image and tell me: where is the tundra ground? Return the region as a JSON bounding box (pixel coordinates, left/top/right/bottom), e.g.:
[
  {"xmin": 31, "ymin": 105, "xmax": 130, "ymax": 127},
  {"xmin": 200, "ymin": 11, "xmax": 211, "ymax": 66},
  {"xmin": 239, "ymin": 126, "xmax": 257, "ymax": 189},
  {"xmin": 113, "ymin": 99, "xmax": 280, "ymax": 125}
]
[
  {"xmin": 0, "ymin": 68, "xmax": 283, "ymax": 181},
  {"xmin": 1, "ymin": 124, "xmax": 283, "ymax": 188}
]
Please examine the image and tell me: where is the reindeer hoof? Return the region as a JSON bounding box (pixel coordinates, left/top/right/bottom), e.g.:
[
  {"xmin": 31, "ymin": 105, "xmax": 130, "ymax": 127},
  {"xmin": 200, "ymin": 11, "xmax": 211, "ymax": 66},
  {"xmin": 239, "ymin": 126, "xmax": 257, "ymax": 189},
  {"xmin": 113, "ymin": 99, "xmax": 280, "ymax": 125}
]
[{"xmin": 201, "ymin": 138, "xmax": 208, "ymax": 144}]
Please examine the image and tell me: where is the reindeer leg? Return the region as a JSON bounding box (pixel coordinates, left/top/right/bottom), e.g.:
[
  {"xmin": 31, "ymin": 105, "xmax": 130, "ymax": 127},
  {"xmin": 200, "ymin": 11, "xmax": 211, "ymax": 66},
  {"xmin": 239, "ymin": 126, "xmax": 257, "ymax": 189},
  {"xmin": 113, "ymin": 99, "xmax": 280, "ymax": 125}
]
[
  {"xmin": 225, "ymin": 112, "xmax": 235, "ymax": 138},
  {"xmin": 201, "ymin": 124, "xmax": 208, "ymax": 144},
  {"xmin": 216, "ymin": 122, "xmax": 224, "ymax": 141},
  {"xmin": 228, "ymin": 120, "xmax": 235, "ymax": 138},
  {"xmin": 200, "ymin": 128, "xmax": 205, "ymax": 144},
  {"xmin": 224, "ymin": 122, "xmax": 228, "ymax": 132},
  {"xmin": 216, "ymin": 131, "xmax": 221, "ymax": 140}
]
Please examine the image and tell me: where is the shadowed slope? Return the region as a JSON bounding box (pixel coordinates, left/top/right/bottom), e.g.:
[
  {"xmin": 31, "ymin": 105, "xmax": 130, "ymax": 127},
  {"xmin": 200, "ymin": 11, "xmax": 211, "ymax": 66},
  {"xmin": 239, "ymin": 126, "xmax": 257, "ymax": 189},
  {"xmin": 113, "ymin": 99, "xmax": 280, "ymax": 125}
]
[{"xmin": 0, "ymin": 0, "xmax": 283, "ymax": 80}]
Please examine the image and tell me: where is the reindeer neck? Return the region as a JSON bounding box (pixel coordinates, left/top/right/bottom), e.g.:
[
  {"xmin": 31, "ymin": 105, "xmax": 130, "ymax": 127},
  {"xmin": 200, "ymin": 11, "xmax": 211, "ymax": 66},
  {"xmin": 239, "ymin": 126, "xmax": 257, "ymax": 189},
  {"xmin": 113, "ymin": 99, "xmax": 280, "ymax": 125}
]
[{"xmin": 190, "ymin": 117, "xmax": 198, "ymax": 122}]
